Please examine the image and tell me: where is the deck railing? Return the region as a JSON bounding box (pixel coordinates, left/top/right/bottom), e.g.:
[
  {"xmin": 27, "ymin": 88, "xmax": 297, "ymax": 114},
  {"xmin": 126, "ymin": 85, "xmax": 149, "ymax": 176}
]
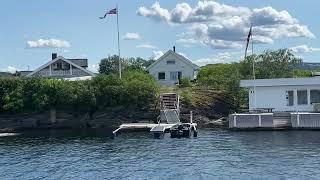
[{"xmin": 35, "ymin": 69, "xmax": 86, "ymax": 77}]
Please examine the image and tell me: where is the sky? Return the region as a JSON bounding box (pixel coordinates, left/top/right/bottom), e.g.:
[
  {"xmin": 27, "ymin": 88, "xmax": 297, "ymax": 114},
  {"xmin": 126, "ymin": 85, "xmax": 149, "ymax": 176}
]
[{"xmin": 1, "ymin": 0, "xmax": 320, "ymax": 73}]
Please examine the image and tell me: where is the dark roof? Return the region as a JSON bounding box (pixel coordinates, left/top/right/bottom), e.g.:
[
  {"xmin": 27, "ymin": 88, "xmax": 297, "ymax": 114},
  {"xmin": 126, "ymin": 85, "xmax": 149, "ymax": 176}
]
[
  {"xmin": 67, "ymin": 59, "xmax": 88, "ymax": 67},
  {"xmin": 0, "ymin": 72, "xmax": 14, "ymax": 77},
  {"xmin": 19, "ymin": 71, "xmax": 33, "ymax": 76}
]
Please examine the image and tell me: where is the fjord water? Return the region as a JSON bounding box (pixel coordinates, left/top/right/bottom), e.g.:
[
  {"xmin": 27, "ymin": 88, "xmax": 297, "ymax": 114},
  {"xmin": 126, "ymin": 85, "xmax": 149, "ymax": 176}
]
[{"xmin": 1, "ymin": 129, "xmax": 320, "ymax": 179}]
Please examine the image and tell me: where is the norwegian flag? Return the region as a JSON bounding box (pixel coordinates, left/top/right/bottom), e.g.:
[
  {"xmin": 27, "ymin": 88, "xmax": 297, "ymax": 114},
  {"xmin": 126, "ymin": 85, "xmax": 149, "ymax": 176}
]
[
  {"xmin": 99, "ymin": 8, "xmax": 117, "ymax": 19},
  {"xmin": 244, "ymin": 25, "xmax": 252, "ymax": 58}
]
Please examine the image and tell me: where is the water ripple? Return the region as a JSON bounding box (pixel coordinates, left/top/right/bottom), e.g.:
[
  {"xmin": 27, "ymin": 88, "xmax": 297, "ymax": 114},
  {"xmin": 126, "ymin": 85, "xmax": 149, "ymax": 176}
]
[{"xmin": 1, "ymin": 129, "xmax": 320, "ymax": 179}]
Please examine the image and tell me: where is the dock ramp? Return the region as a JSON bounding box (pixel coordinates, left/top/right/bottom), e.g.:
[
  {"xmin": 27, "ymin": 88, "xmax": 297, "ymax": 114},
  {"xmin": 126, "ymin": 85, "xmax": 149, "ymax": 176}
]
[
  {"xmin": 160, "ymin": 93, "xmax": 180, "ymax": 124},
  {"xmin": 163, "ymin": 110, "xmax": 180, "ymax": 124}
]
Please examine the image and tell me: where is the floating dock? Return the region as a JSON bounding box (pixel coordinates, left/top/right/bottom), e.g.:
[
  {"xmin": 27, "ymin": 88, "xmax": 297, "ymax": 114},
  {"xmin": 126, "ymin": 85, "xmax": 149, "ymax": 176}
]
[
  {"xmin": 113, "ymin": 122, "xmax": 197, "ymax": 138},
  {"xmin": 229, "ymin": 112, "xmax": 320, "ymax": 130},
  {"xmin": 113, "ymin": 93, "xmax": 197, "ymax": 138}
]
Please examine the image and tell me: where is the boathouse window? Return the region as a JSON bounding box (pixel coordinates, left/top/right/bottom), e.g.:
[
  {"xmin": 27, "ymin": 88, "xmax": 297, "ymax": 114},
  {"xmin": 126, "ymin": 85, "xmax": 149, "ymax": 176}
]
[
  {"xmin": 286, "ymin": 91, "xmax": 294, "ymax": 106},
  {"xmin": 310, "ymin": 90, "xmax": 320, "ymax": 104},
  {"xmin": 158, "ymin": 72, "xmax": 165, "ymax": 80},
  {"xmin": 297, "ymin": 90, "xmax": 308, "ymax": 105},
  {"xmin": 167, "ymin": 60, "xmax": 175, "ymax": 65}
]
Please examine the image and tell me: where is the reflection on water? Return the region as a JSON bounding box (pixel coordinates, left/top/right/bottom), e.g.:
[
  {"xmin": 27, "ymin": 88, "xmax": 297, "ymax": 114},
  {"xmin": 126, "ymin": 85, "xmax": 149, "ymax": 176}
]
[{"xmin": 1, "ymin": 129, "xmax": 320, "ymax": 179}]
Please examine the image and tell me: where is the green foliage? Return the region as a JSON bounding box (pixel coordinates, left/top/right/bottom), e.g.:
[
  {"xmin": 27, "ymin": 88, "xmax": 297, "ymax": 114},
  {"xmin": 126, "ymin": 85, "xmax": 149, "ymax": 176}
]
[
  {"xmin": 179, "ymin": 78, "xmax": 192, "ymax": 88},
  {"xmin": 125, "ymin": 57, "xmax": 155, "ymax": 71},
  {"xmin": 196, "ymin": 49, "xmax": 308, "ymax": 112},
  {"xmin": 0, "ymin": 70, "xmax": 159, "ymax": 113},
  {"xmin": 294, "ymin": 70, "xmax": 312, "ymax": 77},
  {"xmin": 99, "ymin": 55, "xmax": 124, "ymax": 75},
  {"xmin": 240, "ymin": 49, "xmax": 302, "ymax": 79},
  {"xmin": 180, "ymin": 89, "xmax": 193, "ymax": 106},
  {"xmin": 99, "ymin": 55, "xmax": 155, "ymax": 74},
  {"xmin": 197, "ymin": 63, "xmax": 242, "ymax": 112},
  {"xmin": 198, "ymin": 63, "xmax": 240, "ymax": 91}
]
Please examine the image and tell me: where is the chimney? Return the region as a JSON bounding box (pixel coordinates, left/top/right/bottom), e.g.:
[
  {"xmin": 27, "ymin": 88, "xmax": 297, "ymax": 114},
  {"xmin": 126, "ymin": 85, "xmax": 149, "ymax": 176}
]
[
  {"xmin": 52, "ymin": 53, "xmax": 57, "ymax": 60},
  {"xmin": 173, "ymin": 46, "xmax": 176, "ymax": 52}
]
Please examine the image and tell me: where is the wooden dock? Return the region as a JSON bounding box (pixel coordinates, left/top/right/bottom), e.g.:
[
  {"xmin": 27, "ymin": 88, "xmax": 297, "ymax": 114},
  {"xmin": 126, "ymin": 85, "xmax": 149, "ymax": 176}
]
[
  {"xmin": 112, "ymin": 122, "xmax": 197, "ymax": 138},
  {"xmin": 113, "ymin": 93, "xmax": 198, "ymax": 138},
  {"xmin": 229, "ymin": 112, "xmax": 320, "ymax": 130},
  {"xmin": 113, "ymin": 123, "xmax": 176, "ymax": 134}
]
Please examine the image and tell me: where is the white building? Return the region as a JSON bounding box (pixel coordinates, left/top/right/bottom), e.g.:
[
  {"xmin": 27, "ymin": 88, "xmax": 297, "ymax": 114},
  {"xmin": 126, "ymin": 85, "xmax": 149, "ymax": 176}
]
[
  {"xmin": 241, "ymin": 77, "xmax": 320, "ymax": 112},
  {"xmin": 25, "ymin": 53, "xmax": 95, "ymax": 78},
  {"xmin": 147, "ymin": 47, "xmax": 199, "ymax": 86}
]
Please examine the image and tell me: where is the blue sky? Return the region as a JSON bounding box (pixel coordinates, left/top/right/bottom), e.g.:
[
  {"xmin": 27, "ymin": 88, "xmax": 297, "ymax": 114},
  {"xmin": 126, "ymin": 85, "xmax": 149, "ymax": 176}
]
[{"xmin": 1, "ymin": 0, "xmax": 320, "ymax": 73}]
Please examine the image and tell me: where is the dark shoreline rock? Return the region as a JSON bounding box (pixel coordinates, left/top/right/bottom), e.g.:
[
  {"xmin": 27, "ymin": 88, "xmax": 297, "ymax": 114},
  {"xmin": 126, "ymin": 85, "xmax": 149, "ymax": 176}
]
[{"xmin": 0, "ymin": 110, "xmax": 228, "ymax": 133}]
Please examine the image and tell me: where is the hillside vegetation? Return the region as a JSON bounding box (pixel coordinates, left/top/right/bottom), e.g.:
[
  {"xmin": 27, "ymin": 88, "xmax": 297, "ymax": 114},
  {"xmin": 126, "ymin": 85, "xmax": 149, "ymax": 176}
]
[
  {"xmin": 0, "ymin": 70, "xmax": 159, "ymax": 114},
  {"xmin": 0, "ymin": 49, "xmax": 315, "ymax": 125}
]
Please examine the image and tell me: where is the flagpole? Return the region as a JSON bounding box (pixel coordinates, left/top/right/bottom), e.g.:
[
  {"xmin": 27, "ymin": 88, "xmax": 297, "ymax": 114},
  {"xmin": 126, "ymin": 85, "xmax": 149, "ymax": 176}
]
[
  {"xmin": 251, "ymin": 24, "xmax": 257, "ymax": 110},
  {"xmin": 116, "ymin": 4, "xmax": 121, "ymax": 79}
]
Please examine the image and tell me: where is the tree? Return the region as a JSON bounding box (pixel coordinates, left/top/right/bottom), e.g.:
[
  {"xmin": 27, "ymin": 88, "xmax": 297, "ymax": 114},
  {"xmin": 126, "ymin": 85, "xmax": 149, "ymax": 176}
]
[
  {"xmin": 125, "ymin": 57, "xmax": 147, "ymax": 71},
  {"xmin": 99, "ymin": 55, "xmax": 155, "ymax": 74},
  {"xmin": 99, "ymin": 55, "xmax": 125, "ymax": 75},
  {"xmin": 239, "ymin": 49, "xmax": 302, "ymax": 79},
  {"xmin": 197, "ymin": 63, "xmax": 244, "ymax": 111}
]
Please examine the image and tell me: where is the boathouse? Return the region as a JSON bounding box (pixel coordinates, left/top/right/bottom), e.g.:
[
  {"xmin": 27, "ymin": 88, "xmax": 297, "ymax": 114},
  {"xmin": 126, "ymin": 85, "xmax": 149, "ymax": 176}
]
[
  {"xmin": 241, "ymin": 77, "xmax": 320, "ymax": 112},
  {"xmin": 230, "ymin": 76, "xmax": 320, "ymax": 129}
]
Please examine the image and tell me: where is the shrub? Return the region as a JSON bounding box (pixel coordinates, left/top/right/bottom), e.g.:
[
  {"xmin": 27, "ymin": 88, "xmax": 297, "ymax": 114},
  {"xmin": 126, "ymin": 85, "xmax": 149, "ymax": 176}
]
[{"xmin": 179, "ymin": 78, "xmax": 192, "ymax": 88}]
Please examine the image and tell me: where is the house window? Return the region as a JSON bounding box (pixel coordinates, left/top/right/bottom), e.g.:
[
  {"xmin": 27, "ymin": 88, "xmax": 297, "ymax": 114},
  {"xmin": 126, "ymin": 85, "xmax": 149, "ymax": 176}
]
[
  {"xmin": 63, "ymin": 63, "xmax": 70, "ymax": 70},
  {"xmin": 158, "ymin": 72, "xmax": 165, "ymax": 80},
  {"xmin": 286, "ymin": 91, "xmax": 294, "ymax": 106},
  {"xmin": 310, "ymin": 90, "xmax": 320, "ymax": 104},
  {"xmin": 297, "ymin": 90, "xmax": 308, "ymax": 105},
  {"xmin": 54, "ymin": 62, "xmax": 62, "ymax": 70},
  {"xmin": 167, "ymin": 60, "xmax": 175, "ymax": 65},
  {"xmin": 170, "ymin": 72, "xmax": 178, "ymax": 80}
]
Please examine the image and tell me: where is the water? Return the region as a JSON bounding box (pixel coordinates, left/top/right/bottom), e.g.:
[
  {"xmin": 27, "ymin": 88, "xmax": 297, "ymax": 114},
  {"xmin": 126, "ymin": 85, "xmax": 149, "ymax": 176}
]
[{"xmin": 1, "ymin": 129, "xmax": 320, "ymax": 179}]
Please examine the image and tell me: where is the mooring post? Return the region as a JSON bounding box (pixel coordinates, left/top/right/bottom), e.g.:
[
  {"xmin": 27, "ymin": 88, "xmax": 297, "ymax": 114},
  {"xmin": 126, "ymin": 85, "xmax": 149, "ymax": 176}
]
[{"xmin": 190, "ymin": 111, "xmax": 193, "ymax": 124}]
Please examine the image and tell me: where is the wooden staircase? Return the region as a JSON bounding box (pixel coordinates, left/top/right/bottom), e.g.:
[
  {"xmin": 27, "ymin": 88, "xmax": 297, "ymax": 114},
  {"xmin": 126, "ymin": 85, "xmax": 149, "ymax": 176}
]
[
  {"xmin": 273, "ymin": 112, "xmax": 292, "ymax": 128},
  {"xmin": 160, "ymin": 93, "xmax": 180, "ymax": 124}
]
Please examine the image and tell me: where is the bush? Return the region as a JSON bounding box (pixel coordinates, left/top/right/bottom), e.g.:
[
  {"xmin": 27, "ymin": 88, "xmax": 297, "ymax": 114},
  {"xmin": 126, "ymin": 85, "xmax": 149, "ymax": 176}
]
[
  {"xmin": 0, "ymin": 70, "xmax": 159, "ymax": 114},
  {"xmin": 179, "ymin": 78, "xmax": 192, "ymax": 88}
]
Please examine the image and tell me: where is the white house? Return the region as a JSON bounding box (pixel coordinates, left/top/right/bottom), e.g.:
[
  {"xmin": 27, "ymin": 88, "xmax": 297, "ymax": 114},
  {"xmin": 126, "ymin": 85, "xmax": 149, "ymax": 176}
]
[
  {"xmin": 240, "ymin": 77, "xmax": 320, "ymax": 112},
  {"xmin": 147, "ymin": 47, "xmax": 199, "ymax": 86},
  {"xmin": 25, "ymin": 53, "xmax": 95, "ymax": 78}
]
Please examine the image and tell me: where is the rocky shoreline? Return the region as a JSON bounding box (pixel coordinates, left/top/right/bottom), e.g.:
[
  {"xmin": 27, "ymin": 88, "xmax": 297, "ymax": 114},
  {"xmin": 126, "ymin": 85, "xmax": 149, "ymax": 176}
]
[{"xmin": 0, "ymin": 109, "xmax": 228, "ymax": 133}]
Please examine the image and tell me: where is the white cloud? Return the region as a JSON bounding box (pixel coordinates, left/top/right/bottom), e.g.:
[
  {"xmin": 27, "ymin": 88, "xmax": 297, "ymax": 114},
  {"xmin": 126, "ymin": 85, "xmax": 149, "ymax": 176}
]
[
  {"xmin": 194, "ymin": 52, "xmax": 241, "ymax": 66},
  {"xmin": 137, "ymin": 2, "xmax": 171, "ymax": 22},
  {"xmin": 136, "ymin": 44, "xmax": 157, "ymax": 49},
  {"xmin": 151, "ymin": 50, "xmax": 164, "ymax": 59},
  {"xmin": 138, "ymin": 1, "xmax": 314, "ymax": 49},
  {"xmin": 291, "ymin": 45, "xmax": 320, "ymax": 53},
  {"xmin": 1, "ymin": 66, "xmax": 18, "ymax": 73},
  {"xmin": 122, "ymin": 33, "xmax": 141, "ymax": 40},
  {"xmin": 26, "ymin": 39, "xmax": 71, "ymax": 48},
  {"xmin": 88, "ymin": 64, "xmax": 99, "ymax": 73},
  {"xmin": 176, "ymin": 38, "xmax": 201, "ymax": 46}
]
